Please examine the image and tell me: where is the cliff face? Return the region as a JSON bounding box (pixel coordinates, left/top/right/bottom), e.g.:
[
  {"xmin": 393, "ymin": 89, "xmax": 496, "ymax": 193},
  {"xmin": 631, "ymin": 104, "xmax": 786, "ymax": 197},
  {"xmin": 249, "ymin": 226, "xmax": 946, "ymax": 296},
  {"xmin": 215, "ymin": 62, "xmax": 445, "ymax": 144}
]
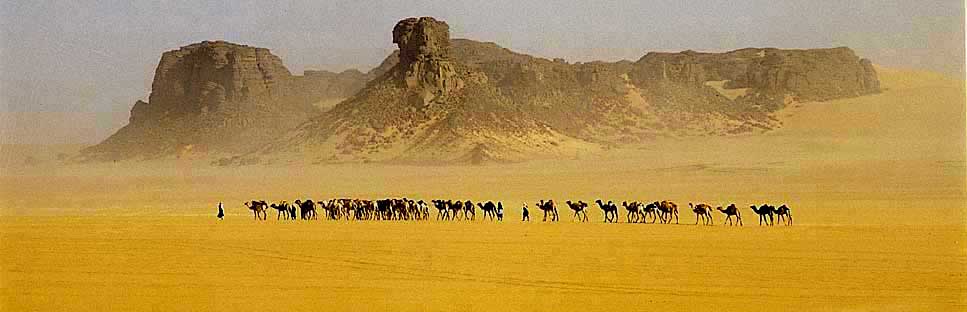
[
  {"xmin": 391, "ymin": 17, "xmax": 460, "ymax": 99},
  {"xmin": 82, "ymin": 41, "xmax": 370, "ymax": 161},
  {"xmin": 630, "ymin": 47, "xmax": 880, "ymax": 101},
  {"xmin": 741, "ymin": 48, "xmax": 880, "ymax": 101},
  {"xmin": 140, "ymin": 41, "xmax": 291, "ymax": 121}
]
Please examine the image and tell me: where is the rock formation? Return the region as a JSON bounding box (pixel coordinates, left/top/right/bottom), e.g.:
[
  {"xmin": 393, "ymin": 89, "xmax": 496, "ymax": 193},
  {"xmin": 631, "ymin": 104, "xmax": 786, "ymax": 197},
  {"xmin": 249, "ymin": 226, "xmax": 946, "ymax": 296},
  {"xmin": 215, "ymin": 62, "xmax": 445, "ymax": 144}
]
[
  {"xmin": 86, "ymin": 17, "xmax": 881, "ymax": 164},
  {"xmin": 391, "ymin": 17, "xmax": 461, "ymax": 100},
  {"xmin": 276, "ymin": 17, "xmax": 591, "ymax": 163},
  {"xmin": 630, "ymin": 47, "xmax": 880, "ymax": 101},
  {"xmin": 81, "ymin": 41, "xmax": 370, "ymax": 161}
]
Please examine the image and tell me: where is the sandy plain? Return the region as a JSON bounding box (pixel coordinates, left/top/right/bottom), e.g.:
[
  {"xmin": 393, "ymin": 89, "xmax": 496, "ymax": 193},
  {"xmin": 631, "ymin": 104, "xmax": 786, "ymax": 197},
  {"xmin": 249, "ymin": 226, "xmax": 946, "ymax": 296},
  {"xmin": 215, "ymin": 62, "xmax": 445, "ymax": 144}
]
[{"xmin": 1, "ymin": 68, "xmax": 965, "ymax": 311}]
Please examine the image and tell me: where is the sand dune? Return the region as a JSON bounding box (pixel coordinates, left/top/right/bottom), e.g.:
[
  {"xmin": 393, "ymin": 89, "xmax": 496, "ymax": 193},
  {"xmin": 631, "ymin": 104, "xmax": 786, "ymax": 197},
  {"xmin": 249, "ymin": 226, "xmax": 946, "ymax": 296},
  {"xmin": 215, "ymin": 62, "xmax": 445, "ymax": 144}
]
[{"xmin": 1, "ymin": 68, "xmax": 965, "ymax": 310}]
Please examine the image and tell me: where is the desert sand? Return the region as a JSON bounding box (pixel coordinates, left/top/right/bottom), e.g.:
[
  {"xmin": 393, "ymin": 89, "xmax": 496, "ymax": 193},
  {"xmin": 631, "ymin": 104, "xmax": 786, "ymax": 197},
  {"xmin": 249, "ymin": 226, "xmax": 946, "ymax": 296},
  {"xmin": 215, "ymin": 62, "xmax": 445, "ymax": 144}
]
[{"xmin": 1, "ymin": 68, "xmax": 965, "ymax": 310}]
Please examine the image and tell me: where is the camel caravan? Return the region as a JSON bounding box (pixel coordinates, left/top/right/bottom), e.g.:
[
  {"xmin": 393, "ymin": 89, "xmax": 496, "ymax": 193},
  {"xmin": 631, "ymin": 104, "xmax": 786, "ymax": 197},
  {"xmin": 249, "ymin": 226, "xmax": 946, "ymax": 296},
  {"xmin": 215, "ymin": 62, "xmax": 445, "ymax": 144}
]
[{"xmin": 241, "ymin": 198, "xmax": 792, "ymax": 226}]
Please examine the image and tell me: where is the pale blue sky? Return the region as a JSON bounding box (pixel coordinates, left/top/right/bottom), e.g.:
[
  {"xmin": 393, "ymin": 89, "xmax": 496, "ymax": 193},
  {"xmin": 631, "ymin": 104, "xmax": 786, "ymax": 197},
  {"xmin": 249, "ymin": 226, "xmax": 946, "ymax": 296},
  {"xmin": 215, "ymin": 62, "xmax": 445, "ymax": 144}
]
[{"xmin": 1, "ymin": 0, "xmax": 963, "ymax": 144}]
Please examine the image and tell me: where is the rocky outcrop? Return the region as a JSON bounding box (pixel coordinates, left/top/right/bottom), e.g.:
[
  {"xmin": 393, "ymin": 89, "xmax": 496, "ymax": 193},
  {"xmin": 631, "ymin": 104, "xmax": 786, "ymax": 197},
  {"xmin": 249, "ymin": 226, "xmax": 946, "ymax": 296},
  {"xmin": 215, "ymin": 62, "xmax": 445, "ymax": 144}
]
[
  {"xmin": 276, "ymin": 17, "xmax": 592, "ymax": 163},
  {"xmin": 81, "ymin": 41, "xmax": 371, "ymax": 161},
  {"xmin": 630, "ymin": 51, "xmax": 708, "ymax": 86},
  {"xmin": 145, "ymin": 41, "xmax": 292, "ymax": 119},
  {"xmin": 630, "ymin": 47, "xmax": 880, "ymax": 101},
  {"xmin": 390, "ymin": 17, "xmax": 461, "ymax": 105},
  {"xmin": 742, "ymin": 48, "xmax": 880, "ymax": 101}
]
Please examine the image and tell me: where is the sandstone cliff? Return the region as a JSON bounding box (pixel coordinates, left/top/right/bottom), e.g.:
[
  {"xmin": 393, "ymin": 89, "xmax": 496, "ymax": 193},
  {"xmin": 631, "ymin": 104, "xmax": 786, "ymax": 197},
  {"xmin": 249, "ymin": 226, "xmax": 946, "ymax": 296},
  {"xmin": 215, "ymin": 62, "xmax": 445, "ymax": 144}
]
[{"xmin": 82, "ymin": 41, "xmax": 370, "ymax": 160}]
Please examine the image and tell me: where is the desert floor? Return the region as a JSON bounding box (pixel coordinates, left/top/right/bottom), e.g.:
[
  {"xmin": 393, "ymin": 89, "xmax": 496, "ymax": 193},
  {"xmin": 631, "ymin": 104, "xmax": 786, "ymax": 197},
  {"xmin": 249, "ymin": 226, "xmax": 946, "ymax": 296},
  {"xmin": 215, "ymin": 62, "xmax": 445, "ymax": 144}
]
[
  {"xmin": 2, "ymin": 218, "xmax": 964, "ymax": 311},
  {"xmin": 1, "ymin": 68, "xmax": 965, "ymax": 310}
]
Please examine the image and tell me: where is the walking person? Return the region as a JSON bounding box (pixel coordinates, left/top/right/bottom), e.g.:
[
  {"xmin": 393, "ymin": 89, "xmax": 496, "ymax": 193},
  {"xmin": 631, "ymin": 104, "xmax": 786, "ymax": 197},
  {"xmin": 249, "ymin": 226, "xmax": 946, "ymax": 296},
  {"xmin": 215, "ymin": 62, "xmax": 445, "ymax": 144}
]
[
  {"xmin": 521, "ymin": 202, "xmax": 530, "ymax": 222},
  {"xmin": 216, "ymin": 202, "xmax": 225, "ymax": 220},
  {"xmin": 496, "ymin": 202, "xmax": 504, "ymax": 222}
]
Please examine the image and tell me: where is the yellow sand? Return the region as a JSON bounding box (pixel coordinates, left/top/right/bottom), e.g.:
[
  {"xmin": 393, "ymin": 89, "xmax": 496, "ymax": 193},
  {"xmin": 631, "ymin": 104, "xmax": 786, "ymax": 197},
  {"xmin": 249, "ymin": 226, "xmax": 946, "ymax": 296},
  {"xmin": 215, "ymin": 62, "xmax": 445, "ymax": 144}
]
[{"xmin": 1, "ymin": 68, "xmax": 965, "ymax": 310}]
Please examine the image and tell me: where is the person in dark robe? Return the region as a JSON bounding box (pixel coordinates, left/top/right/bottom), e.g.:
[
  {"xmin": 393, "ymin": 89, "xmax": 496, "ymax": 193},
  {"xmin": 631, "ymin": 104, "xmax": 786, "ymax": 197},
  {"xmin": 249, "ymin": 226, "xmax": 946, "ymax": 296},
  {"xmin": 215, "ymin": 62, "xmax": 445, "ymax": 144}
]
[{"xmin": 217, "ymin": 202, "xmax": 225, "ymax": 220}]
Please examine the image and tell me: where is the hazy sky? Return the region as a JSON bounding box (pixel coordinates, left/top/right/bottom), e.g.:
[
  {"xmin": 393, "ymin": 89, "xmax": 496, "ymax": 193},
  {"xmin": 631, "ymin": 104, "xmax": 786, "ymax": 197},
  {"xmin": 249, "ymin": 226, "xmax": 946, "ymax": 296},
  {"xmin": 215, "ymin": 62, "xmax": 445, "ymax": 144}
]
[{"xmin": 1, "ymin": 0, "xmax": 964, "ymax": 144}]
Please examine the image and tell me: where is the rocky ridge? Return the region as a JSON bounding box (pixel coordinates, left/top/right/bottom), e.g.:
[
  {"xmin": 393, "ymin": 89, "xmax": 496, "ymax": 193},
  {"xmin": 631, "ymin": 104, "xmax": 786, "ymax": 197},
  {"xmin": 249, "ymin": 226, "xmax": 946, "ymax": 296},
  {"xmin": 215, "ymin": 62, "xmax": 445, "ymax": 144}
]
[{"xmin": 84, "ymin": 17, "xmax": 880, "ymax": 164}]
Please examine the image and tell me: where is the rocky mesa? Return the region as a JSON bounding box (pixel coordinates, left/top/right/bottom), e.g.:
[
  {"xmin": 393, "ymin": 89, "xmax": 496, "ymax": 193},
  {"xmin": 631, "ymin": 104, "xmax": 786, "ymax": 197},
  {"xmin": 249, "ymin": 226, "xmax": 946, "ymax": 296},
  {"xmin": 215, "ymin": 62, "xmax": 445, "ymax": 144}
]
[{"xmin": 80, "ymin": 40, "xmax": 370, "ymax": 161}]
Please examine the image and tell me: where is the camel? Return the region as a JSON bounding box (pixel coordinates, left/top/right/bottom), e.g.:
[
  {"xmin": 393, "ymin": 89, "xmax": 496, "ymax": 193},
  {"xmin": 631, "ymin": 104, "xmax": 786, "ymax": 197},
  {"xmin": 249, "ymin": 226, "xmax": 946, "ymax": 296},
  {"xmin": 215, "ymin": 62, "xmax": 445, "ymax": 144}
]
[
  {"xmin": 294, "ymin": 199, "xmax": 318, "ymax": 220},
  {"xmin": 641, "ymin": 202, "xmax": 658, "ymax": 223},
  {"xmin": 244, "ymin": 200, "xmax": 268, "ymax": 220},
  {"xmin": 750, "ymin": 204, "xmax": 776, "ymax": 226},
  {"xmin": 432, "ymin": 200, "xmax": 449, "ymax": 220},
  {"xmin": 320, "ymin": 199, "xmax": 340, "ymax": 220},
  {"xmin": 595, "ymin": 200, "xmax": 618, "ymax": 223},
  {"xmin": 775, "ymin": 204, "xmax": 793, "ymax": 225},
  {"xmin": 689, "ymin": 203, "xmax": 713, "ymax": 225},
  {"xmin": 447, "ymin": 200, "xmax": 464, "ymax": 221},
  {"xmin": 269, "ymin": 201, "xmax": 291, "ymax": 220},
  {"xmin": 536, "ymin": 200, "xmax": 559, "ymax": 222},
  {"xmin": 417, "ymin": 200, "xmax": 430, "ymax": 220},
  {"xmin": 716, "ymin": 204, "xmax": 743, "ymax": 226},
  {"xmin": 477, "ymin": 201, "xmax": 497, "ymax": 221},
  {"xmin": 622, "ymin": 201, "xmax": 644, "ymax": 223},
  {"xmin": 655, "ymin": 201, "xmax": 679, "ymax": 224},
  {"xmin": 565, "ymin": 200, "xmax": 589, "ymax": 222},
  {"xmin": 463, "ymin": 200, "xmax": 476, "ymax": 221}
]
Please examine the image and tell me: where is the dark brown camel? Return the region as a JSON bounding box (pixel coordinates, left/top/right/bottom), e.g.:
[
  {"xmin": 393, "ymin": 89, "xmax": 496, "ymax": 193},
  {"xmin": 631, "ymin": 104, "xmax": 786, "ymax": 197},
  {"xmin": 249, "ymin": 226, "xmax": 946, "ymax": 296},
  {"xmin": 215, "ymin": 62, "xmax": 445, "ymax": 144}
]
[
  {"xmin": 448, "ymin": 200, "xmax": 464, "ymax": 221},
  {"xmin": 775, "ymin": 204, "xmax": 793, "ymax": 225},
  {"xmin": 641, "ymin": 202, "xmax": 658, "ymax": 223},
  {"xmin": 477, "ymin": 201, "xmax": 497, "ymax": 221},
  {"xmin": 750, "ymin": 204, "xmax": 776, "ymax": 226},
  {"xmin": 536, "ymin": 200, "xmax": 559, "ymax": 222},
  {"xmin": 269, "ymin": 201, "xmax": 290, "ymax": 220},
  {"xmin": 565, "ymin": 200, "xmax": 589, "ymax": 222},
  {"xmin": 321, "ymin": 199, "xmax": 340, "ymax": 220},
  {"xmin": 595, "ymin": 200, "xmax": 618, "ymax": 223},
  {"xmin": 689, "ymin": 203, "xmax": 713, "ymax": 225},
  {"xmin": 432, "ymin": 200, "xmax": 448, "ymax": 220},
  {"xmin": 417, "ymin": 200, "xmax": 430, "ymax": 220},
  {"xmin": 622, "ymin": 201, "xmax": 644, "ymax": 223},
  {"xmin": 244, "ymin": 200, "xmax": 268, "ymax": 220},
  {"xmin": 716, "ymin": 204, "xmax": 743, "ymax": 226},
  {"xmin": 296, "ymin": 199, "xmax": 317, "ymax": 220},
  {"xmin": 463, "ymin": 200, "xmax": 476, "ymax": 221},
  {"xmin": 655, "ymin": 201, "xmax": 679, "ymax": 224}
]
